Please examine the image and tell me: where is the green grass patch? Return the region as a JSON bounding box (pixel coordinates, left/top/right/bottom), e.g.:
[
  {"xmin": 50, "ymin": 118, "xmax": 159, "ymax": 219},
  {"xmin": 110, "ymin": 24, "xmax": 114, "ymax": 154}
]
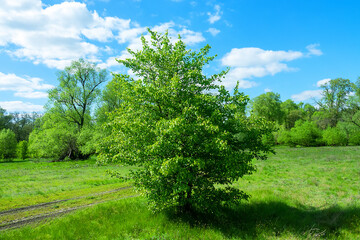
[
  {"xmin": 1, "ymin": 146, "xmax": 359, "ymax": 239},
  {"xmin": 0, "ymin": 158, "xmax": 134, "ymax": 211}
]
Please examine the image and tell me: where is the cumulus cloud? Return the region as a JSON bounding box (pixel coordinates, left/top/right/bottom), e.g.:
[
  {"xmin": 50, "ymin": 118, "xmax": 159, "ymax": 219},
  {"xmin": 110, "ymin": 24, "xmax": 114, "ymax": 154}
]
[
  {"xmin": 113, "ymin": 21, "xmax": 205, "ymax": 64},
  {"xmin": 207, "ymin": 28, "xmax": 220, "ymax": 36},
  {"xmin": 0, "ymin": 1, "xmax": 206, "ymax": 70},
  {"xmin": 0, "ymin": 72, "xmax": 53, "ymax": 99},
  {"xmin": 316, "ymin": 78, "xmax": 331, "ymax": 87},
  {"xmin": 207, "ymin": 5, "xmax": 222, "ymax": 24},
  {"xmin": 291, "ymin": 90, "xmax": 322, "ymax": 102},
  {"xmin": 0, "ymin": 0, "xmax": 146, "ymax": 69},
  {"xmin": 0, "ymin": 101, "xmax": 44, "ymax": 112},
  {"xmin": 221, "ymin": 47, "xmax": 304, "ymax": 89}
]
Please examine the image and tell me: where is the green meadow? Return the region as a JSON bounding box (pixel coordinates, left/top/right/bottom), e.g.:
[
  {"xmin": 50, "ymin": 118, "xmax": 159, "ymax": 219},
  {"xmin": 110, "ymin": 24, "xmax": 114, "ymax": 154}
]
[{"xmin": 1, "ymin": 146, "xmax": 359, "ymax": 239}]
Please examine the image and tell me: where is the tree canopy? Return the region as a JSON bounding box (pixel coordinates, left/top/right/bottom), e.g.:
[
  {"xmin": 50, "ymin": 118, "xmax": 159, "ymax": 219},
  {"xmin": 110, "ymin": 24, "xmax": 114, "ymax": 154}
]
[{"xmin": 99, "ymin": 30, "xmax": 273, "ymax": 212}]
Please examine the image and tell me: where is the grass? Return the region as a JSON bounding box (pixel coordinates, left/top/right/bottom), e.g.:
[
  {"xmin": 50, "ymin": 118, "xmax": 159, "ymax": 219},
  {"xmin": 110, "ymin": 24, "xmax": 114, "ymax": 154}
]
[
  {"xmin": 0, "ymin": 146, "xmax": 359, "ymax": 239},
  {"xmin": 0, "ymin": 157, "xmax": 135, "ymax": 211}
]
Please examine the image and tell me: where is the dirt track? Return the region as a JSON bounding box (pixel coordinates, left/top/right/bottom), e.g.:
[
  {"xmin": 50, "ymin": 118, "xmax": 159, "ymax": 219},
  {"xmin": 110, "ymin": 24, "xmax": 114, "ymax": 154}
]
[{"xmin": 0, "ymin": 186, "xmax": 137, "ymax": 231}]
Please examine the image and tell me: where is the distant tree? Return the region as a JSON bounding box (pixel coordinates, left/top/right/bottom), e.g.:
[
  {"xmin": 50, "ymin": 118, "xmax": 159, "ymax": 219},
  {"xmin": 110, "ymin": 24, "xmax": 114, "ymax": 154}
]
[
  {"xmin": 17, "ymin": 140, "xmax": 28, "ymax": 160},
  {"xmin": 281, "ymin": 99, "xmax": 304, "ymax": 129},
  {"xmin": 290, "ymin": 120, "xmax": 323, "ymax": 147},
  {"xmin": 0, "ymin": 129, "xmax": 17, "ymax": 159},
  {"xmin": 99, "ymin": 30, "xmax": 273, "ymax": 212},
  {"xmin": 95, "ymin": 75, "xmax": 125, "ymax": 124},
  {"xmin": 317, "ymin": 78, "xmax": 353, "ymax": 127},
  {"xmin": 0, "ymin": 107, "xmax": 13, "ymax": 130},
  {"xmin": 322, "ymin": 127, "xmax": 347, "ymax": 146},
  {"xmin": 48, "ymin": 58, "xmax": 108, "ymax": 129},
  {"xmin": 251, "ymin": 92, "xmax": 284, "ymax": 124},
  {"xmin": 29, "ymin": 59, "xmax": 107, "ymax": 160},
  {"xmin": 10, "ymin": 112, "xmax": 40, "ymax": 141},
  {"xmin": 29, "ymin": 112, "xmax": 78, "ymax": 159}
]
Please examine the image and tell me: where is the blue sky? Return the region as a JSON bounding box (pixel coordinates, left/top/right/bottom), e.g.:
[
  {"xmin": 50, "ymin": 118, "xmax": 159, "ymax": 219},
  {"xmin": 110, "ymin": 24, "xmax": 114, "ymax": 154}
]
[{"xmin": 1, "ymin": 0, "xmax": 360, "ymax": 112}]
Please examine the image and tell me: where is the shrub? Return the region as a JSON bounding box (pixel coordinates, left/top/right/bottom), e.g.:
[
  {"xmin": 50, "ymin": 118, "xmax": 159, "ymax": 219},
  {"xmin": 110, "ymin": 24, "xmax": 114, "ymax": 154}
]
[
  {"xmin": 349, "ymin": 131, "xmax": 360, "ymax": 145},
  {"xmin": 0, "ymin": 129, "xmax": 17, "ymax": 159},
  {"xmin": 276, "ymin": 128, "xmax": 293, "ymax": 146},
  {"xmin": 323, "ymin": 127, "xmax": 348, "ymax": 146},
  {"xmin": 17, "ymin": 140, "xmax": 28, "ymax": 160},
  {"xmin": 290, "ymin": 121, "xmax": 323, "ymax": 147}
]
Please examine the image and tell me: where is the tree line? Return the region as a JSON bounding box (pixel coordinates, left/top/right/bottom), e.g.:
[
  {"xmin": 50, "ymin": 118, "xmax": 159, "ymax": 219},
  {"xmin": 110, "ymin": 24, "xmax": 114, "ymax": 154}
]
[{"xmin": 251, "ymin": 78, "xmax": 360, "ymax": 147}]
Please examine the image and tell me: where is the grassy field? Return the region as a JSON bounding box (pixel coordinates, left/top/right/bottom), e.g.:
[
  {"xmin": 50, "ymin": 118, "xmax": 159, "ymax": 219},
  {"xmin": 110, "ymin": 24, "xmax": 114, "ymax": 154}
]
[{"xmin": 0, "ymin": 146, "xmax": 359, "ymax": 239}]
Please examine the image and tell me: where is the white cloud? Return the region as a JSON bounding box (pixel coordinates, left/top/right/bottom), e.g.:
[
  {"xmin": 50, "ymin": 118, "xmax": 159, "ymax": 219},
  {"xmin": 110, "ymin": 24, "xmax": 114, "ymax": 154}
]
[
  {"xmin": 0, "ymin": 101, "xmax": 44, "ymax": 112},
  {"xmin": 316, "ymin": 78, "xmax": 331, "ymax": 87},
  {"xmin": 221, "ymin": 47, "xmax": 304, "ymax": 89},
  {"xmin": 207, "ymin": 28, "xmax": 220, "ymax": 36},
  {"xmin": 264, "ymin": 88, "xmax": 272, "ymax": 93},
  {"xmin": 115, "ymin": 22, "xmax": 205, "ymax": 62},
  {"xmin": 291, "ymin": 90, "xmax": 322, "ymax": 102},
  {"xmin": 0, "ymin": 1, "xmax": 206, "ymax": 70},
  {"xmin": 0, "ymin": 72, "xmax": 53, "ymax": 99},
  {"xmin": 207, "ymin": 5, "xmax": 222, "ymax": 24},
  {"xmin": 306, "ymin": 44, "xmax": 323, "ymax": 56},
  {"xmin": 0, "ymin": 0, "xmax": 142, "ymax": 69}
]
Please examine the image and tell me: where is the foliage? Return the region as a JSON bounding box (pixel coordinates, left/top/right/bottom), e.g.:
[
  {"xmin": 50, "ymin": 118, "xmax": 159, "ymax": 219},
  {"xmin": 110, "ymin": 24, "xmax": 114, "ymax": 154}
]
[
  {"xmin": 95, "ymin": 76, "xmax": 123, "ymax": 125},
  {"xmin": 29, "ymin": 112, "xmax": 79, "ymax": 159},
  {"xmin": 48, "ymin": 58, "xmax": 107, "ymax": 129},
  {"xmin": 276, "ymin": 128, "xmax": 293, "ymax": 146},
  {"xmin": 99, "ymin": 30, "xmax": 273, "ymax": 212},
  {"xmin": 348, "ymin": 132, "xmax": 360, "ymax": 145},
  {"xmin": 0, "ymin": 107, "xmax": 13, "ymax": 130},
  {"xmin": 29, "ymin": 59, "xmax": 107, "ymax": 160},
  {"xmin": 251, "ymin": 92, "xmax": 284, "ymax": 124},
  {"xmin": 317, "ymin": 78, "xmax": 353, "ymax": 127},
  {"xmin": 290, "ymin": 120, "xmax": 323, "ymax": 147},
  {"xmin": 0, "ymin": 129, "xmax": 17, "ymax": 159},
  {"xmin": 17, "ymin": 140, "xmax": 28, "ymax": 160},
  {"xmin": 322, "ymin": 127, "xmax": 348, "ymax": 146}
]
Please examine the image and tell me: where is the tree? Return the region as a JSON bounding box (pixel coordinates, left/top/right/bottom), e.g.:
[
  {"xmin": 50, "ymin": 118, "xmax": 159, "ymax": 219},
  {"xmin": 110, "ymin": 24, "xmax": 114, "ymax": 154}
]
[
  {"xmin": 17, "ymin": 140, "xmax": 28, "ymax": 160},
  {"xmin": 99, "ymin": 30, "xmax": 273, "ymax": 212},
  {"xmin": 29, "ymin": 59, "xmax": 107, "ymax": 160},
  {"xmin": 29, "ymin": 112, "xmax": 78, "ymax": 160},
  {"xmin": 0, "ymin": 129, "xmax": 17, "ymax": 159},
  {"xmin": 48, "ymin": 58, "xmax": 108, "ymax": 129},
  {"xmin": 317, "ymin": 78, "xmax": 353, "ymax": 127},
  {"xmin": 281, "ymin": 99, "xmax": 304, "ymax": 129},
  {"xmin": 0, "ymin": 107, "xmax": 13, "ymax": 130},
  {"xmin": 251, "ymin": 92, "xmax": 284, "ymax": 124}
]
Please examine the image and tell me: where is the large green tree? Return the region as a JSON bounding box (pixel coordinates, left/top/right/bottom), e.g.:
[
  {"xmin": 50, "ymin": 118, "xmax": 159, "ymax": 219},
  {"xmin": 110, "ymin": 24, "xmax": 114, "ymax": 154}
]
[{"xmin": 99, "ymin": 30, "xmax": 273, "ymax": 212}]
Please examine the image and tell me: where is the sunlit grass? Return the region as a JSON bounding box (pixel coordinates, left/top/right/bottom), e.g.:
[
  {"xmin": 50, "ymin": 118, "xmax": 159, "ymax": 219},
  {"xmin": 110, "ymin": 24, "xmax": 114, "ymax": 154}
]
[{"xmin": 1, "ymin": 146, "xmax": 359, "ymax": 239}]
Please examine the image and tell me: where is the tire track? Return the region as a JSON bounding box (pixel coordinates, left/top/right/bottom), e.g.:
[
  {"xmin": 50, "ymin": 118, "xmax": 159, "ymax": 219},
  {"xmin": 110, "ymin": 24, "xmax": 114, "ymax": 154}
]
[
  {"xmin": 0, "ymin": 194, "xmax": 138, "ymax": 231},
  {"xmin": 0, "ymin": 186, "xmax": 132, "ymax": 216}
]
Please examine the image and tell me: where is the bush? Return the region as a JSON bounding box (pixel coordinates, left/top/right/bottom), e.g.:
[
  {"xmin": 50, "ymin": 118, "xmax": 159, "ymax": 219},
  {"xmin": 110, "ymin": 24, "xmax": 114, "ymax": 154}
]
[
  {"xmin": 17, "ymin": 140, "xmax": 28, "ymax": 160},
  {"xmin": 0, "ymin": 129, "xmax": 17, "ymax": 159},
  {"xmin": 276, "ymin": 128, "xmax": 293, "ymax": 146},
  {"xmin": 323, "ymin": 127, "xmax": 348, "ymax": 146},
  {"xmin": 290, "ymin": 121, "xmax": 323, "ymax": 147},
  {"xmin": 349, "ymin": 131, "xmax": 360, "ymax": 145},
  {"xmin": 262, "ymin": 133, "xmax": 276, "ymax": 146}
]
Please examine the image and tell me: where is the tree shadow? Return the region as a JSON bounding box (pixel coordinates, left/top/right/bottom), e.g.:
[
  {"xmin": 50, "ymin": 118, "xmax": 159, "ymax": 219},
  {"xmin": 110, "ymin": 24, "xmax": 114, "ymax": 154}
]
[{"xmin": 166, "ymin": 201, "xmax": 360, "ymax": 239}]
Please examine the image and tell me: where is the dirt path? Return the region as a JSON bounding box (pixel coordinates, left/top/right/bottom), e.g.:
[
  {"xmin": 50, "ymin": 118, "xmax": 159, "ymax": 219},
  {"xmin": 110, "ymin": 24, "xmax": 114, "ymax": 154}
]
[{"xmin": 0, "ymin": 186, "xmax": 137, "ymax": 231}]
